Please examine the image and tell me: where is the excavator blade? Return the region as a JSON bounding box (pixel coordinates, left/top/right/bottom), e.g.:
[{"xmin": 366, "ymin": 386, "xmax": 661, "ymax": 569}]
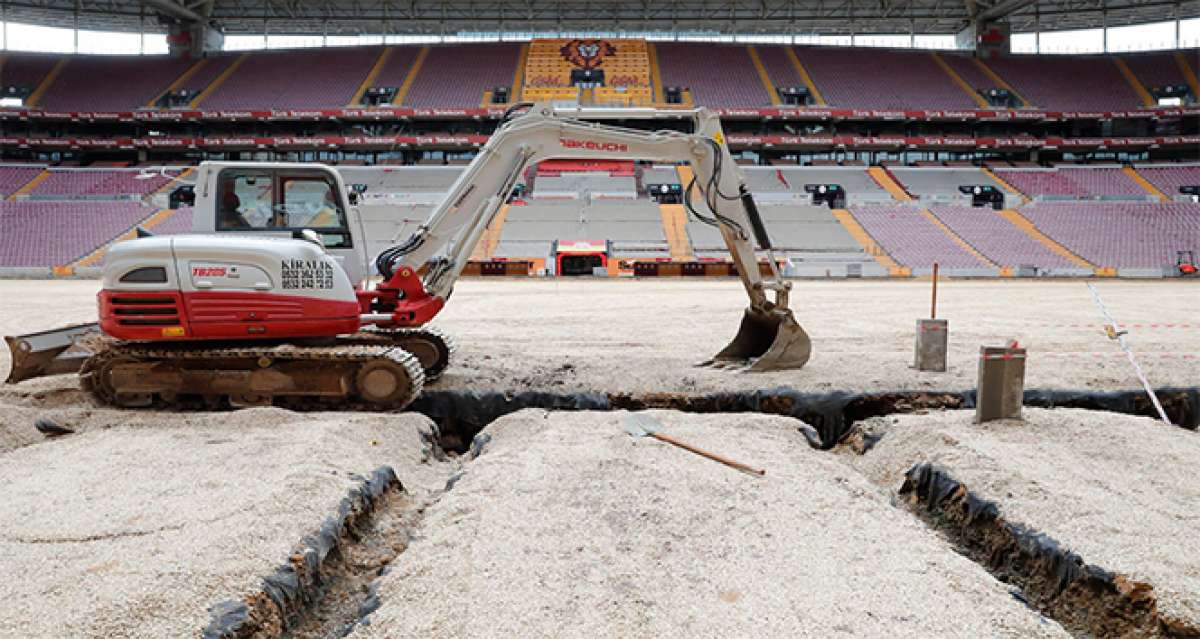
[
  {"xmin": 4, "ymin": 323, "xmax": 100, "ymax": 384},
  {"xmin": 705, "ymin": 308, "xmax": 811, "ymax": 372}
]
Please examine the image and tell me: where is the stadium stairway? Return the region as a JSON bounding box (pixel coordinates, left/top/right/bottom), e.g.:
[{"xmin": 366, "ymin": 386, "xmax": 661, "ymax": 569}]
[
  {"xmin": 919, "ymin": 208, "xmax": 999, "ymax": 270},
  {"xmin": 784, "ymin": 48, "xmax": 826, "ymax": 105},
  {"xmin": 868, "ymin": 167, "xmax": 914, "ymax": 201},
  {"xmin": 658, "ymin": 203, "xmax": 694, "ymax": 261},
  {"xmin": 930, "ymin": 53, "xmax": 989, "ymax": 108},
  {"xmin": 996, "ymin": 208, "xmax": 1098, "ymax": 272},
  {"xmin": 349, "ymin": 48, "xmax": 394, "ymax": 106},
  {"xmin": 830, "ymin": 209, "xmax": 908, "ymax": 275},
  {"xmin": 1124, "ymin": 166, "xmax": 1169, "ymax": 202},
  {"xmin": 190, "ymin": 54, "xmax": 248, "ymax": 107},
  {"xmin": 1113, "ymin": 58, "xmax": 1156, "ymax": 107},
  {"xmin": 394, "ymin": 47, "xmax": 430, "ymax": 106},
  {"xmin": 746, "ymin": 47, "xmax": 782, "ymax": 106},
  {"xmin": 8, "ymin": 169, "xmax": 50, "ymax": 201},
  {"xmin": 1175, "ymin": 52, "xmax": 1200, "ymax": 99},
  {"xmin": 982, "ymin": 167, "xmax": 1029, "ymax": 203}
]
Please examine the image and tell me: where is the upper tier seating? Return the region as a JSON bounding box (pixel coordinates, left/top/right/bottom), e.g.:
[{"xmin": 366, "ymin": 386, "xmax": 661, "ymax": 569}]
[
  {"xmin": 756, "ymin": 47, "xmax": 803, "ymax": 98},
  {"xmin": 655, "ymin": 43, "xmax": 771, "ymax": 107},
  {"xmin": 940, "ymin": 54, "xmax": 1002, "ymax": 103},
  {"xmin": 795, "ymin": 47, "xmax": 977, "ymax": 110},
  {"xmin": 1021, "ymin": 202, "xmax": 1200, "ymax": 268},
  {"xmin": 1135, "ymin": 165, "xmax": 1200, "ymax": 199},
  {"xmin": 199, "ymin": 47, "xmax": 382, "ymax": 109},
  {"xmin": 404, "ymin": 44, "xmax": 520, "ymax": 108},
  {"xmin": 0, "ymin": 166, "xmax": 45, "ymax": 196},
  {"xmin": 983, "ymin": 55, "xmax": 1142, "ymax": 111},
  {"xmin": 371, "ymin": 47, "xmax": 423, "ymax": 98},
  {"xmin": 38, "ymin": 56, "xmax": 193, "ymax": 111},
  {"xmin": 995, "ymin": 167, "xmax": 1146, "ymax": 199},
  {"xmin": 0, "ymin": 201, "xmax": 155, "ymax": 267},
  {"xmin": 1121, "ymin": 51, "xmax": 1192, "ymax": 92},
  {"xmin": 177, "ymin": 56, "xmax": 237, "ymax": 99},
  {"xmin": 848, "ymin": 205, "xmax": 984, "ymax": 268},
  {"xmin": 29, "ymin": 169, "xmax": 172, "ymax": 198},
  {"xmin": 0, "ymin": 54, "xmax": 59, "ymax": 98},
  {"xmin": 927, "ymin": 206, "xmax": 1075, "ymax": 268}
]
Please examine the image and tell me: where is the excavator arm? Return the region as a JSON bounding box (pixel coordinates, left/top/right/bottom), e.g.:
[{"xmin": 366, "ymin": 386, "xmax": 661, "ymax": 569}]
[{"xmin": 371, "ymin": 103, "xmax": 811, "ymax": 371}]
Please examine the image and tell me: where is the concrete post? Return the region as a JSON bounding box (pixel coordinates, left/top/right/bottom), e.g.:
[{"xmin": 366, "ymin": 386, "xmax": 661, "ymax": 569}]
[
  {"xmin": 914, "ymin": 319, "xmax": 948, "ymax": 372},
  {"xmin": 976, "ymin": 345, "xmax": 1026, "ymax": 422}
]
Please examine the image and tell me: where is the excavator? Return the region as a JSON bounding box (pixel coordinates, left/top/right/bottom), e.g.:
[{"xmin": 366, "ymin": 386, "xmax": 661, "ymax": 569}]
[{"xmin": 4, "ymin": 103, "xmax": 812, "ymax": 411}]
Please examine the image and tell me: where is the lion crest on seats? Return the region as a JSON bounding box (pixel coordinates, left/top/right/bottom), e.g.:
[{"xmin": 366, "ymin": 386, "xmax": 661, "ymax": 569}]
[{"xmin": 560, "ymin": 39, "xmax": 616, "ymax": 69}]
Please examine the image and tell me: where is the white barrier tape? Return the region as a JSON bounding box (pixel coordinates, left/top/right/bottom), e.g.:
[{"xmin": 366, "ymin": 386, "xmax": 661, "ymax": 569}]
[{"xmin": 1086, "ymin": 283, "xmax": 1172, "ymax": 425}]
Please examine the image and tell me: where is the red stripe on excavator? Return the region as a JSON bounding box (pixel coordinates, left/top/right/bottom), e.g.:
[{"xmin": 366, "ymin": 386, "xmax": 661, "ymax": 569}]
[{"xmin": 99, "ymin": 289, "xmax": 361, "ymax": 341}]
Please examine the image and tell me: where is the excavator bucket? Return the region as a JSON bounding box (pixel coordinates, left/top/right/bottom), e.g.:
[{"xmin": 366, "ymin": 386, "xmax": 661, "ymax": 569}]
[
  {"xmin": 4, "ymin": 323, "xmax": 100, "ymax": 384},
  {"xmin": 705, "ymin": 308, "xmax": 811, "ymax": 372}
]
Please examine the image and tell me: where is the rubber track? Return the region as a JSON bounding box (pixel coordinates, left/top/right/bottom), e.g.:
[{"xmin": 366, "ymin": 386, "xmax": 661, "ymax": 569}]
[{"xmin": 80, "ymin": 338, "xmax": 425, "ymax": 411}]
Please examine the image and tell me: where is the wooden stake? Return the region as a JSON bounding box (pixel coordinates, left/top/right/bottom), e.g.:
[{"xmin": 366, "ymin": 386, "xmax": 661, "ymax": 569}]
[{"xmin": 931, "ymin": 262, "xmax": 939, "ymax": 319}]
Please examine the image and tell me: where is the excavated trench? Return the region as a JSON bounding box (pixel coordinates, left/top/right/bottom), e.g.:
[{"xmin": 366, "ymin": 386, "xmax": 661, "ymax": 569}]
[
  {"xmin": 198, "ymin": 385, "xmax": 1200, "ymax": 638},
  {"xmin": 410, "ymin": 386, "xmax": 1200, "ymax": 454}
]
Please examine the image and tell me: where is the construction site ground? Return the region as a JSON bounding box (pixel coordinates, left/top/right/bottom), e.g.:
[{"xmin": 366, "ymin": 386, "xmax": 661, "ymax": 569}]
[{"xmin": 0, "ymin": 278, "xmax": 1197, "ymax": 637}]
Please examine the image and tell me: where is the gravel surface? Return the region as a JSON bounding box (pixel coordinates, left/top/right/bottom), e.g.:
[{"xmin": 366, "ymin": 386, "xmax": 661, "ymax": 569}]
[
  {"xmin": 841, "ymin": 407, "xmax": 1200, "ymax": 630},
  {"xmin": 0, "ymin": 410, "xmax": 453, "ymax": 638},
  {"xmin": 2, "ymin": 279, "xmax": 1197, "ymax": 405},
  {"xmin": 353, "ymin": 409, "xmax": 1067, "ymax": 638}
]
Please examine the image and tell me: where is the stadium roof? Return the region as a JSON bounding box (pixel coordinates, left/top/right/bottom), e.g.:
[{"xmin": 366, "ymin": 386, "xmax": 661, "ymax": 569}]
[{"xmin": 0, "ymin": 0, "xmax": 1195, "ymax": 37}]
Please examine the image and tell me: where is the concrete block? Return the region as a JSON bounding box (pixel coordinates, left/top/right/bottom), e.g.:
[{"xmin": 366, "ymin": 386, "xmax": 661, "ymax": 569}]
[
  {"xmin": 914, "ymin": 319, "xmax": 948, "ymax": 372},
  {"xmin": 976, "ymin": 345, "xmax": 1026, "ymax": 423}
]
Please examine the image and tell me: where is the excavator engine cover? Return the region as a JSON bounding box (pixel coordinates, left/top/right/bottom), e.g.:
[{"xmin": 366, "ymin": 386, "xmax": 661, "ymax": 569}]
[{"xmin": 711, "ymin": 307, "xmax": 811, "ymax": 372}]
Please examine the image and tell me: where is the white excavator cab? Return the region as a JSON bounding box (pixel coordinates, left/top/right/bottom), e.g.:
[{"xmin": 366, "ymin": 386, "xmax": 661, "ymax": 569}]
[{"xmin": 185, "ymin": 162, "xmax": 372, "ymax": 283}]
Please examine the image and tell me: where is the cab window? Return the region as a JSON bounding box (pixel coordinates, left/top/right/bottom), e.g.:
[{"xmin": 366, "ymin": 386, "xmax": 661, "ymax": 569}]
[{"xmin": 215, "ymin": 169, "xmax": 352, "ymax": 248}]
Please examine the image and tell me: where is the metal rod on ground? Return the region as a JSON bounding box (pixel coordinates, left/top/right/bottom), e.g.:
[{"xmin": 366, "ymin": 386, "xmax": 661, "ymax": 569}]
[
  {"xmin": 931, "ymin": 262, "xmax": 939, "ymax": 319},
  {"xmin": 1086, "ymin": 283, "xmax": 1171, "ymax": 425}
]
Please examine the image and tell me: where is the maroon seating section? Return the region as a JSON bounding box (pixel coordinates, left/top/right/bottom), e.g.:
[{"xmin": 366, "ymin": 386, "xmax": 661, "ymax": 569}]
[
  {"xmin": 656, "ymin": 43, "xmax": 771, "ymax": 107},
  {"xmin": 198, "ymin": 47, "xmax": 381, "ymax": 109},
  {"xmin": 927, "ymin": 206, "xmax": 1075, "ymax": 268},
  {"xmin": 0, "ymin": 201, "xmax": 152, "ymax": 266},
  {"xmin": 31, "ymin": 170, "xmax": 171, "ymax": 196},
  {"xmin": 1137, "ymin": 166, "xmax": 1200, "ymax": 197},
  {"xmin": 37, "ymin": 56, "xmax": 193, "ymax": 111},
  {"xmin": 1022, "ymin": 202, "xmax": 1200, "ymax": 267},
  {"xmin": 757, "ymin": 47, "xmax": 802, "ymax": 93},
  {"xmin": 984, "ymin": 55, "xmax": 1141, "ymax": 111},
  {"xmin": 1121, "ymin": 51, "xmax": 1190, "ymax": 90},
  {"xmin": 995, "ymin": 168, "xmax": 1144, "ymax": 198},
  {"xmin": 849, "ymin": 205, "xmax": 983, "ymax": 268},
  {"xmin": 0, "ymin": 54, "xmax": 59, "ymax": 94},
  {"xmin": 403, "ymin": 44, "xmax": 519, "ymax": 108},
  {"xmin": 0, "ymin": 166, "xmax": 45, "ymax": 195},
  {"xmin": 796, "ymin": 47, "xmax": 977, "ymax": 109},
  {"xmin": 372, "ymin": 47, "xmax": 423, "ymax": 95}
]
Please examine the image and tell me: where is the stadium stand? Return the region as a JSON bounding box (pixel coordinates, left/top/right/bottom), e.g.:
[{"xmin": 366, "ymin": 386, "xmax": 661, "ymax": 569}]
[
  {"xmin": 403, "ymin": 43, "xmax": 520, "ymax": 108},
  {"xmin": 26, "ymin": 169, "xmax": 172, "ymax": 198},
  {"xmin": 926, "ymin": 205, "xmax": 1076, "ymax": 268},
  {"xmin": 369, "ymin": 47, "xmax": 424, "ymax": 102},
  {"xmin": 1021, "ymin": 202, "xmax": 1200, "ymax": 268},
  {"xmin": 196, "ymin": 47, "xmax": 382, "ymax": 109},
  {"xmin": 36, "ymin": 56, "xmax": 193, "ymax": 111},
  {"xmin": 1121, "ymin": 51, "xmax": 1193, "ymax": 95},
  {"xmin": 0, "ymin": 201, "xmax": 157, "ymax": 267},
  {"xmin": 0, "ymin": 54, "xmax": 61, "ymax": 102},
  {"xmin": 994, "ymin": 166, "xmax": 1148, "ymax": 199},
  {"xmin": 175, "ymin": 55, "xmax": 238, "ymax": 100},
  {"xmin": 890, "ymin": 167, "xmax": 1007, "ymax": 200},
  {"xmin": 794, "ymin": 47, "xmax": 977, "ymax": 109},
  {"xmin": 847, "ymin": 205, "xmax": 986, "ymax": 269},
  {"xmin": 1135, "ymin": 165, "xmax": 1200, "ymax": 200},
  {"xmin": 655, "ymin": 43, "xmax": 771, "ymax": 107},
  {"xmin": 0, "ymin": 165, "xmax": 45, "ymax": 196},
  {"xmin": 982, "ymin": 55, "xmax": 1143, "ymax": 111}
]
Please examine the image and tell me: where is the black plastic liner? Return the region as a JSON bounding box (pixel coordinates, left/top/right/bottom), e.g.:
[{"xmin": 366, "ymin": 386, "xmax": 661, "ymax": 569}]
[
  {"xmin": 900, "ymin": 463, "xmax": 1193, "ymax": 637},
  {"xmin": 410, "ymin": 387, "xmax": 1198, "ymax": 454},
  {"xmin": 200, "ymin": 466, "xmax": 403, "ymax": 639}
]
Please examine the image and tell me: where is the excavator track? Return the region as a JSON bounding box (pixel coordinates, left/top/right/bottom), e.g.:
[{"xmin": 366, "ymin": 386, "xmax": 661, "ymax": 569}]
[
  {"xmin": 349, "ymin": 326, "xmax": 456, "ymax": 382},
  {"xmin": 79, "ymin": 337, "xmax": 425, "ymax": 411}
]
